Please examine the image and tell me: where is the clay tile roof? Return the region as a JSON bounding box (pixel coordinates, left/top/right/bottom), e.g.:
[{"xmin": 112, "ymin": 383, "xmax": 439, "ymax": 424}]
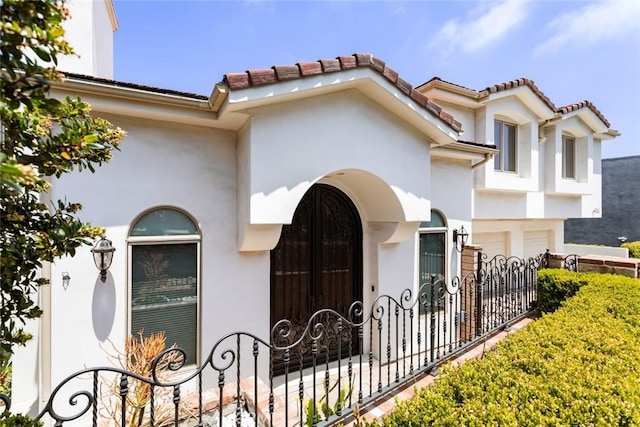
[
  {"xmin": 61, "ymin": 71, "xmax": 209, "ymax": 100},
  {"xmin": 223, "ymin": 53, "xmax": 462, "ymax": 133},
  {"xmin": 480, "ymin": 78, "xmax": 556, "ymax": 112},
  {"xmin": 556, "ymin": 100, "xmax": 610, "ymax": 128}
]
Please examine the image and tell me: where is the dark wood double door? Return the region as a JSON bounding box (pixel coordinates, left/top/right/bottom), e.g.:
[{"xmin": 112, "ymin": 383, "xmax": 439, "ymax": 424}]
[{"xmin": 270, "ymin": 184, "xmax": 362, "ymax": 370}]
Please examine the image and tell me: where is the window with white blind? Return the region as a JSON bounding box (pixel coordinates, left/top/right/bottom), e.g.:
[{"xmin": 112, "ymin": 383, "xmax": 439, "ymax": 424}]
[
  {"xmin": 562, "ymin": 135, "xmax": 576, "ymax": 179},
  {"xmin": 129, "ymin": 208, "xmax": 200, "ymax": 365}
]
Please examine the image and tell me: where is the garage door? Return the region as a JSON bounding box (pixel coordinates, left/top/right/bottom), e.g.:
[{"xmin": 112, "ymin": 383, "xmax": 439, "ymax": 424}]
[
  {"xmin": 523, "ymin": 230, "xmax": 550, "ymax": 259},
  {"xmin": 473, "ymin": 232, "xmax": 507, "ymax": 259}
]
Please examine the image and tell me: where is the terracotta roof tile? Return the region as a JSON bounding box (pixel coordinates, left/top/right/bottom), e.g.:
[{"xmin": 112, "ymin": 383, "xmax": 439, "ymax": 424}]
[
  {"xmin": 298, "ymin": 62, "xmax": 323, "ymax": 76},
  {"xmin": 396, "ymin": 76, "xmax": 412, "ymax": 96},
  {"xmin": 426, "ymin": 99, "xmax": 442, "ymax": 116},
  {"xmin": 355, "ymin": 53, "xmax": 374, "ymax": 67},
  {"xmin": 557, "ymin": 100, "xmax": 610, "ymax": 128},
  {"xmin": 225, "ymin": 73, "xmax": 250, "ymax": 90},
  {"xmin": 370, "ymin": 57, "xmax": 385, "ymax": 73},
  {"xmin": 223, "ymin": 53, "xmax": 462, "ymax": 133},
  {"xmin": 273, "ymin": 65, "xmax": 301, "ymax": 81},
  {"xmin": 382, "ymin": 66, "xmax": 399, "ymax": 84},
  {"xmin": 338, "ymin": 55, "xmax": 357, "ymax": 69},
  {"xmin": 480, "ymin": 78, "xmax": 556, "ymax": 111},
  {"xmin": 319, "ymin": 59, "xmax": 341, "ymax": 73},
  {"xmin": 247, "ymin": 69, "xmax": 277, "ymax": 86},
  {"xmin": 409, "ymin": 88, "xmax": 429, "ymax": 108},
  {"xmin": 424, "ymin": 76, "xmax": 611, "ymax": 128}
]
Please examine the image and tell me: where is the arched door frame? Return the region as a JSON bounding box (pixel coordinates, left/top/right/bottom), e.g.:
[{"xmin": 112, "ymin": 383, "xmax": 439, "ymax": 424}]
[
  {"xmin": 270, "ymin": 184, "xmax": 363, "ymax": 368},
  {"xmin": 270, "ymin": 184, "xmax": 363, "ymax": 323}
]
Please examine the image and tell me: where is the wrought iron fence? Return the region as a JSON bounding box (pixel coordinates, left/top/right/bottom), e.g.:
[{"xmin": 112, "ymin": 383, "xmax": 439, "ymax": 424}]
[
  {"xmin": 1, "ymin": 252, "xmax": 545, "ymax": 426},
  {"xmin": 563, "ymin": 254, "xmax": 579, "ymax": 272}
]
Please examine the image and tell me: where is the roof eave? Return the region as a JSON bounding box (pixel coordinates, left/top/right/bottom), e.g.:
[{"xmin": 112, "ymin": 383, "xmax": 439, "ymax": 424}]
[
  {"xmin": 596, "ymin": 129, "xmax": 621, "ymax": 141},
  {"xmin": 431, "ymin": 141, "xmax": 498, "ymax": 162},
  {"xmin": 478, "ymin": 86, "xmax": 556, "ymax": 120},
  {"xmin": 224, "ymin": 69, "xmax": 461, "ymax": 146},
  {"xmin": 50, "ymin": 77, "xmax": 234, "ymax": 129}
]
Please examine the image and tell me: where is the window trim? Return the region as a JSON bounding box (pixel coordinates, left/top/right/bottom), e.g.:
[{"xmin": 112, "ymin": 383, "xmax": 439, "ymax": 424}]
[
  {"xmin": 127, "ymin": 206, "xmax": 202, "ymax": 366},
  {"xmin": 562, "ymin": 134, "xmax": 576, "ymax": 179},
  {"xmin": 417, "ymin": 209, "xmax": 448, "ymax": 278},
  {"xmin": 494, "ymin": 119, "xmax": 518, "ymax": 173}
]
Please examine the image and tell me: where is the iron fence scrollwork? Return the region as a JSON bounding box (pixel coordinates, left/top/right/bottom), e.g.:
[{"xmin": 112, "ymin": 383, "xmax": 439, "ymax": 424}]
[{"xmin": 1, "ymin": 251, "xmax": 544, "ymax": 426}]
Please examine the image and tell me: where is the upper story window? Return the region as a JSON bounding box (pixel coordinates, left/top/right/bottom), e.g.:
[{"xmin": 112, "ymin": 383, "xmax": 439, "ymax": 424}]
[
  {"xmin": 129, "ymin": 207, "xmax": 200, "ymax": 365},
  {"xmin": 562, "ymin": 135, "xmax": 576, "ymax": 179},
  {"xmin": 494, "ymin": 119, "xmax": 517, "ymax": 172}
]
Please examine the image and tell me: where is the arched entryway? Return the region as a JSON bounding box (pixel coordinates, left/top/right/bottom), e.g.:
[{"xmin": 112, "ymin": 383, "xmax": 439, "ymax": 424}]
[{"xmin": 270, "ymin": 184, "xmax": 362, "ymax": 368}]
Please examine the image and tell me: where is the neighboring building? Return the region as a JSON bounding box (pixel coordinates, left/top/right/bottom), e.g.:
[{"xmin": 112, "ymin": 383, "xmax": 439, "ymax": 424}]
[
  {"xmin": 565, "ymin": 155, "xmax": 640, "ymax": 247},
  {"xmin": 10, "ymin": 4, "xmax": 620, "ymax": 416}
]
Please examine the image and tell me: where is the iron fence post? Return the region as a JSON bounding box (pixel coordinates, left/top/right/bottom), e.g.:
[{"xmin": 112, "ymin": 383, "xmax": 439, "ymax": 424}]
[{"xmin": 475, "ymin": 251, "xmax": 483, "ymax": 337}]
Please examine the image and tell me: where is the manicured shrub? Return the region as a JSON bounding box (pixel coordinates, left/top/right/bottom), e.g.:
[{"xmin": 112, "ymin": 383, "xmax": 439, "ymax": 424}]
[
  {"xmin": 0, "ymin": 413, "xmax": 43, "ymax": 427},
  {"xmin": 622, "ymin": 241, "xmax": 640, "ymax": 259},
  {"xmin": 360, "ymin": 273, "xmax": 640, "ymax": 426},
  {"xmin": 536, "ymin": 269, "xmax": 588, "ymax": 313}
]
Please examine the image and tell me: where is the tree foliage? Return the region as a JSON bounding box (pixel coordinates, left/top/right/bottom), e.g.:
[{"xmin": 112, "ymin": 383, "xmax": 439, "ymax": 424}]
[{"xmin": 0, "ymin": 0, "xmax": 124, "ymax": 369}]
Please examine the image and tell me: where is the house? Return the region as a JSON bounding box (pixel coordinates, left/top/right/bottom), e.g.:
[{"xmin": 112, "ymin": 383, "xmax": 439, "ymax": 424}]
[
  {"xmin": 418, "ymin": 77, "xmax": 618, "ymax": 259},
  {"xmin": 10, "ymin": 1, "xmax": 619, "ymax": 418},
  {"xmin": 565, "ymin": 155, "xmax": 640, "ymax": 247}
]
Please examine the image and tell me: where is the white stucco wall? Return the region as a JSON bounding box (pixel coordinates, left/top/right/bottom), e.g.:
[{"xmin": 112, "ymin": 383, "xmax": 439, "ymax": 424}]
[
  {"xmin": 541, "ymin": 121, "xmax": 602, "ymax": 218},
  {"xmin": 41, "ymin": 114, "xmax": 255, "ymax": 401},
  {"xmin": 429, "ymin": 158, "xmax": 474, "ymax": 281},
  {"xmin": 236, "ymin": 89, "xmax": 436, "ymax": 254},
  {"xmin": 58, "ymin": 0, "xmax": 115, "ymax": 78},
  {"xmin": 474, "ymin": 97, "xmax": 540, "ymax": 193},
  {"xmin": 242, "ymin": 90, "xmax": 432, "ymax": 226},
  {"xmin": 431, "ymin": 101, "xmax": 476, "ymax": 141}
]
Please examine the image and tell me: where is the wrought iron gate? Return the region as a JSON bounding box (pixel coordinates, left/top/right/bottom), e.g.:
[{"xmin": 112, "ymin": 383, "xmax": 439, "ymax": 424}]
[{"xmin": 270, "ymin": 184, "xmax": 362, "ymax": 373}]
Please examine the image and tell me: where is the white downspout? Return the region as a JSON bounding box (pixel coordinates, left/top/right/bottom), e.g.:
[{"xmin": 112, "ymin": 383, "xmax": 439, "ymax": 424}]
[{"xmin": 471, "ymin": 153, "xmax": 493, "ymax": 169}]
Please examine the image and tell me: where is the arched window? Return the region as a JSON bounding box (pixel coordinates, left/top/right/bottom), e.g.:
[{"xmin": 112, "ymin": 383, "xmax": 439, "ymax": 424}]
[
  {"xmin": 418, "ymin": 210, "xmax": 447, "ymax": 312},
  {"xmin": 129, "ymin": 207, "xmax": 200, "ymax": 364}
]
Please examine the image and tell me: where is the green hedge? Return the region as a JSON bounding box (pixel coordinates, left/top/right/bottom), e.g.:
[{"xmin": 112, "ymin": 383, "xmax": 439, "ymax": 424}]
[
  {"xmin": 360, "ymin": 273, "xmax": 640, "ymax": 426},
  {"xmin": 0, "ymin": 413, "xmax": 42, "ymax": 427},
  {"xmin": 537, "ymin": 269, "xmax": 589, "ymax": 313},
  {"xmin": 622, "ymin": 241, "xmax": 640, "ymax": 259}
]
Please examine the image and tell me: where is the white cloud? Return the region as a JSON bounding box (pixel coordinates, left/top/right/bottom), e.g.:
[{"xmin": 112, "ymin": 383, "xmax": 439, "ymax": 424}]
[
  {"xmin": 430, "ymin": 0, "xmax": 530, "ymax": 54},
  {"xmin": 535, "ymin": 0, "xmax": 640, "ymax": 55}
]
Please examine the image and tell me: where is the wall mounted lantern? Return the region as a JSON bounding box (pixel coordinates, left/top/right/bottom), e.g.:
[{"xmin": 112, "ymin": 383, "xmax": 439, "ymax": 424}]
[
  {"xmin": 62, "ymin": 272, "xmax": 71, "ymax": 290},
  {"xmin": 452, "ymin": 226, "xmax": 469, "ymax": 253},
  {"xmin": 91, "ymin": 237, "xmax": 115, "ymax": 282}
]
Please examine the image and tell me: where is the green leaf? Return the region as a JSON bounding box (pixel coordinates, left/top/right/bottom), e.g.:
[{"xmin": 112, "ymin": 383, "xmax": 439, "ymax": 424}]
[
  {"xmin": 86, "ymin": 142, "xmax": 105, "ymax": 150},
  {"xmin": 31, "ymin": 46, "xmax": 51, "ymax": 62},
  {"xmin": 83, "ymin": 134, "xmax": 99, "ymax": 144}
]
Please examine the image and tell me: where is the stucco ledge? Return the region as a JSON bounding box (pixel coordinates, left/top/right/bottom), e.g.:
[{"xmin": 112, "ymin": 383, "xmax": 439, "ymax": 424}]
[{"xmin": 238, "ymin": 224, "xmax": 283, "ymax": 252}]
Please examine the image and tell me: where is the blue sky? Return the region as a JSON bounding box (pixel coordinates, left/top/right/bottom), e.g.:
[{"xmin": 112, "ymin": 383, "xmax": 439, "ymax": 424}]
[{"xmin": 112, "ymin": 0, "xmax": 640, "ymax": 159}]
